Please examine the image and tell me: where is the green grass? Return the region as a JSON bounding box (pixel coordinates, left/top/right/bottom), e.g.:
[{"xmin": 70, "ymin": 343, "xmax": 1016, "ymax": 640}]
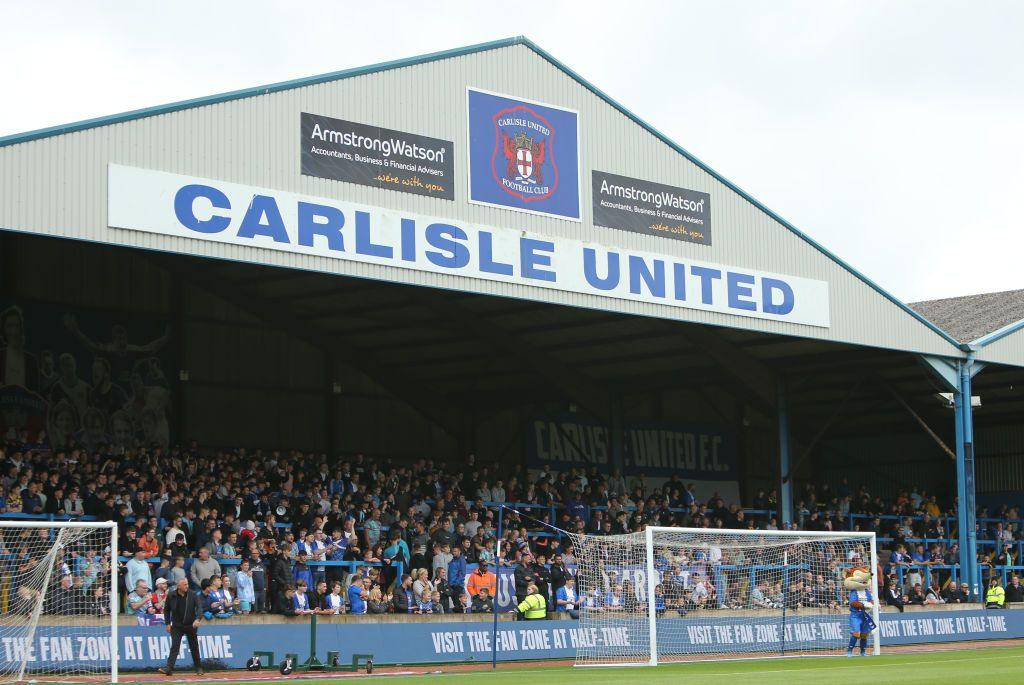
[{"xmin": 268, "ymin": 646, "xmax": 1024, "ymax": 685}]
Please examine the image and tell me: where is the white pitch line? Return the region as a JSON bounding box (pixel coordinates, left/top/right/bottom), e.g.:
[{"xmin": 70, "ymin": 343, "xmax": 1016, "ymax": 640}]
[{"xmin": 363, "ymin": 651, "xmax": 1023, "ymax": 681}]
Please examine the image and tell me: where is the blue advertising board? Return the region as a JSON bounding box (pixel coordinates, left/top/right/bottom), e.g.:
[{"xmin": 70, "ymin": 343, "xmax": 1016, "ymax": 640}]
[
  {"xmin": 467, "ymin": 88, "xmax": 581, "ymax": 221},
  {"xmin": 3, "ymin": 610, "xmax": 1019, "ymax": 671}
]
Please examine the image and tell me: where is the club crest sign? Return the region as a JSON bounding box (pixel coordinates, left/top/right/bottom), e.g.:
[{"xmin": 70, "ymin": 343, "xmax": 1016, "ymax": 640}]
[
  {"xmin": 499, "ymin": 116, "xmax": 553, "ymax": 200},
  {"xmin": 468, "ymin": 88, "xmax": 581, "ymax": 221}
]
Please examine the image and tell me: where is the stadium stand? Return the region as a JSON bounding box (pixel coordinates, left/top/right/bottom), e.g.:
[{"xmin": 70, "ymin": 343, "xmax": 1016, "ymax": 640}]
[{"xmin": 0, "ymin": 443, "xmax": 1021, "ymax": 620}]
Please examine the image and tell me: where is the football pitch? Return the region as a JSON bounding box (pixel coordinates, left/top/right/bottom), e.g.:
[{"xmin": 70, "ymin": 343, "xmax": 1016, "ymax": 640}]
[{"xmin": 240, "ymin": 645, "xmax": 1024, "ymax": 685}]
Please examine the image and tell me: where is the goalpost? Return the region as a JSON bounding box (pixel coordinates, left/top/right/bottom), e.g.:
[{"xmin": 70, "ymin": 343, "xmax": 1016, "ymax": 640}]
[
  {"xmin": 571, "ymin": 527, "xmax": 880, "ymax": 667},
  {"xmin": 0, "ymin": 521, "xmax": 119, "ymax": 683}
]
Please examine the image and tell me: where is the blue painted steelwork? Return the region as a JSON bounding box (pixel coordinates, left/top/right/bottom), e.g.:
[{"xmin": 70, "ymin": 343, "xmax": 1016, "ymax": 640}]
[
  {"xmin": 777, "ymin": 376, "xmax": 794, "ymax": 526},
  {"xmin": 491, "ymin": 504, "xmax": 504, "ymax": 670},
  {"xmin": 953, "ymin": 358, "xmax": 981, "ymax": 600},
  {"xmin": 971, "ymin": 317, "xmax": 1024, "ymax": 348},
  {"xmin": 960, "ymin": 359, "xmax": 980, "ymax": 598}
]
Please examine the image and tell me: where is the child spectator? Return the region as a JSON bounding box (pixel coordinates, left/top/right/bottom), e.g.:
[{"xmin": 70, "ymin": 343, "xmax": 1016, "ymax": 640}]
[
  {"xmin": 414, "ymin": 590, "xmax": 434, "ymax": 614},
  {"xmin": 323, "ymin": 582, "xmax": 345, "ymax": 614},
  {"xmin": 292, "ymin": 580, "xmax": 314, "ymax": 615}
]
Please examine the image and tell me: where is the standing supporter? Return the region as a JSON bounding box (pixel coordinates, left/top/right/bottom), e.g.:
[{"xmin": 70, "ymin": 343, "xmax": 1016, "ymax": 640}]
[
  {"xmin": 447, "ymin": 545, "xmax": 467, "ymax": 612},
  {"xmin": 292, "ymin": 581, "xmax": 314, "ymax": 615},
  {"xmin": 188, "ymin": 547, "xmax": 221, "ymax": 590},
  {"xmin": 273, "ymin": 585, "xmax": 297, "ymax": 616},
  {"xmin": 324, "ymin": 528, "xmax": 348, "ymax": 587},
  {"xmin": 248, "ymin": 552, "xmax": 267, "ymax": 612},
  {"xmin": 235, "ymin": 559, "xmax": 255, "ymax": 614},
  {"xmin": 268, "ymin": 547, "xmax": 292, "ymax": 609},
  {"xmin": 125, "ymin": 548, "xmax": 152, "ymax": 594},
  {"xmin": 407, "ymin": 521, "xmax": 430, "ymax": 573},
  {"xmin": 347, "ymin": 576, "xmax": 368, "ymax": 615},
  {"xmin": 467, "ymin": 561, "xmax": 496, "ymax": 599},
  {"xmin": 393, "ymin": 574, "xmax": 415, "ymax": 614},
  {"xmin": 884, "ymin": 574, "xmax": 906, "ymax": 612},
  {"xmin": 138, "ymin": 529, "xmax": 160, "ymax": 559},
  {"xmin": 531, "ymin": 554, "xmax": 551, "ymax": 607},
  {"xmin": 556, "ymin": 577, "xmax": 580, "ymax": 619},
  {"xmin": 1006, "ymin": 575, "xmax": 1024, "ymax": 604},
  {"xmin": 513, "ymin": 553, "xmax": 537, "ymax": 605},
  {"xmin": 323, "ymin": 582, "xmax": 345, "ymax": 614},
  {"xmin": 291, "ymin": 550, "xmax": 314, "ymax": 589}
]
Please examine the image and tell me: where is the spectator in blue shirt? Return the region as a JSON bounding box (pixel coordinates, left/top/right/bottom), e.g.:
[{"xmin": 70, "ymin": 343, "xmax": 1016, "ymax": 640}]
[
  {"xmin": 347, "ymin": 577, "xmax": 367, "ymax": 615},
  {"xmin": 447, "ymin": 546, "xmax": 467, "ymax": 612},
  {"xmin": 556, "ymin": 577, "xmax": 580, "ymax": 619},
  {"xmin": 887, "ymin": 545, "xmax": 910, "ymax": 574},
  {"xmin": 383, "ymin": 531, "xmax": 410, "ymax": 572},
  {"xmin": 414, "ymin": 590, "xmax": 434, "ymax": 614},
  {"xmin": 910, "ymin": 543, "xmax": 927, "ymax": 564},
  {"xmin": 292, "ymin": 581, "xmax": 314, "ymax": 615},
  {"xmin": 292, "ymin": 550, "xmax": 314, "ymax": 589}
]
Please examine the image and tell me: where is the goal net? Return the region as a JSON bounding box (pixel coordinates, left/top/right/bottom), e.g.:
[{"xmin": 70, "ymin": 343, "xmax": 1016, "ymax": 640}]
[
  {"xmin": 0, "ymin": 522, "xmax": 119, "ymax": 683},
  {"xmin": 571, "ymin": 527, "xmax": 878, "ymax": 666}
]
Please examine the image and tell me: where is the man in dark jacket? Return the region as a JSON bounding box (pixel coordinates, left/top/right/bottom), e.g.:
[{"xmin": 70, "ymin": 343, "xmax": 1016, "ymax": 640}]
[
  {"xmin": 1005, "ymin": 575, "xmax": 1024, "ymax": 604},
  {"xmin": 267, "ymin": 548, "xmax": 292, "ymax": 612},
  {"xmin": 249, "ymin": 553, "xmax": 268, "ymax": 612},
  {"xmin": 272, "ymin": 585, "xmax": 298, "ymax": 616},
  {"xmin": 514, "ymin": 553, "xmax": 537, "ymax": 605},
  {"xmin": 884, "ymin": 575, "xmax": 905, "ymax": 613},
  {"xmin": 943, "ymin": 582, "xmax": 970, "ymax": 604},
  {"xmin": 549, "ymin": 554, "xmax": 571, "ymax": 599},
  {"xmin": 159, "ymin": 579, "xmax": 203, "ymax": 676},
  {"xmin": 393, "ymin": 574, "xmax": 415, "ymax": 614},
  {"xmin": 531, "ymin": 555, "xmax": 552, "ymax": 608}
]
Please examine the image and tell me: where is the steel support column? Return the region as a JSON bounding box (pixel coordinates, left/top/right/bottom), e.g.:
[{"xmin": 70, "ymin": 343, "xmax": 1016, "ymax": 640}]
[
  {"xmin": 955, "ymin": 359, "xmax": 980, "ymax": 599},
  {"xmin": 921, "ymin": 354, "xmax": 981, "ymax": 600},
  {"xmin": 777, "ymin": 376, "xmax": 793, "ymax": 526}
]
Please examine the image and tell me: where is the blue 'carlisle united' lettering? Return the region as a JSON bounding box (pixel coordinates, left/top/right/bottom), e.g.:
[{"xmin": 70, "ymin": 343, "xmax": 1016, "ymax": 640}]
[{"xmin": 110, "ymin": 165, "xmax": 830, "ymax": 328}]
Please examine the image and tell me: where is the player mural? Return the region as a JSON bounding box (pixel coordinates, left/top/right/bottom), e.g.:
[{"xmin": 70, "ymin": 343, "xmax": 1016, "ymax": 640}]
[{"xmin": 0, "ymin": 299, "xmax": 173, "ymax": 452}]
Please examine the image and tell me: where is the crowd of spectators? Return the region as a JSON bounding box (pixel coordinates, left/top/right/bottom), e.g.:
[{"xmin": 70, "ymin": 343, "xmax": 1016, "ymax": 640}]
[{"xmin": 0, "ymin": 442, "xmax": 1021, "ymax": 621}]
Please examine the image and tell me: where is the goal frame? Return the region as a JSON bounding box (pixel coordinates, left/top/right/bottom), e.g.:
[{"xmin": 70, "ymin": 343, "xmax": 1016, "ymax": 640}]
[
  {"xmin": 625, "ymin": 526, "xmax": 880, "ymax": 666},
  {"xmin": 0, "ymin": 520, "xmax": 119, "ymax": 683}
]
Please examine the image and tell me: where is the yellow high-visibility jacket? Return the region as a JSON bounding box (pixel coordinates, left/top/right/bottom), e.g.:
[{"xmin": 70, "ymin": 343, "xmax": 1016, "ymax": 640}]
[{"xmin": 517, "ymin": 593, "xmax": 547, "ymax": 619}]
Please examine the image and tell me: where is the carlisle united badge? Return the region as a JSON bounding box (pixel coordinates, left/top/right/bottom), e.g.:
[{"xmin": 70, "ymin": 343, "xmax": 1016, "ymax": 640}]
[
  {"xmin": 467, "ymin": 88, "xmax": 581, "ymax": 221},
  {"xmin": 495, "ymin": 111, "xmax": 556, "ymax": 201}
]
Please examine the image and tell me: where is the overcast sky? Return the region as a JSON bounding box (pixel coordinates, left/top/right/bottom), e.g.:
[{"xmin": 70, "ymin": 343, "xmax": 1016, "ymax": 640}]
[{"xmin": 2, "ymin": 1, "xmax": 1021, "ymax": 303}]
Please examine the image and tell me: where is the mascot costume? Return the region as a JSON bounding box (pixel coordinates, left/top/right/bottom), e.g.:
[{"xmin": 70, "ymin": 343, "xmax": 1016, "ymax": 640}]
[{"xmin": 843, "ymin": 567, "xmax": 876, "ymax": 657}]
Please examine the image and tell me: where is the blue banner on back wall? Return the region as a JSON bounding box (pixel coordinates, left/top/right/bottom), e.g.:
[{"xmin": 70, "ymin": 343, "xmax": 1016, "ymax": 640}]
[
  {"xmin": 525, "ymin": 416, "xmax": 737, "ymax": 481},
  {"xmin": 2, "ymin": 610, "xmax": 1019, "ymax": 670}
]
